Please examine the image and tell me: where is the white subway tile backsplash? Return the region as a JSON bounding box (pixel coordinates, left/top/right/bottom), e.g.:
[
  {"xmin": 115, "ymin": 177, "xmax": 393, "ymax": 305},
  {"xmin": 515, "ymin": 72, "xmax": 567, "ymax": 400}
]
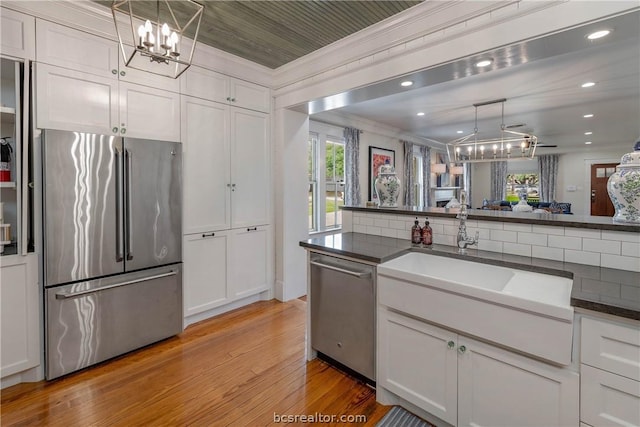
[
  {"xmin": 565, "ymin": 228, "xmax": 601, "ymax": 239},
  {"xmin": 601, "ymin": 254, "xmax": 640, "ymax": 272},
  {"xmin": 433, "ymin": 234, "xmax": 455, "ymax": 246},
  {"xmin": 354, "ymin": 224, "xmax": 367, "ymax": 233},
  {"xmin": 477, "ymin": 221, "xmax": 504, "ymax": 230},
  {"xmin": 622, "ymin": 242, "xmax": 640, "ymax": 258},
  {"xmin": 503, "ymin": 242, "xmax": 532, "ymax": 257},
  {"xmin": 583, "ymin": 238, "xmax": 621, "ymax": 255},
  {"xmin": 388, "ymin": 219, "xmax": 405, "ymax": 230},
  {"xmin": 468, "ymin": 227, "xmax": 491, "ymax": 239},
  {"xmin": 429, "ymin": 223, "xmax": 445, "ymax": 234},
  {"xmin": 532, "ymin": 245, "xmax": 564, "ymax": 261},
  {"xmin": 380, "ymin": 228, "xmax": 397, "ymax": 238},
  {"xmin": 396, "ymin": 229, "xmax": 408, "ymax": 240},
  {"xmin": 342, "ymin": 212, "xmax": 353, "ymax": 232},
  {"xmin": 548, "ymin": 235, "xmax": 582, "ymax": 250},
  {"xmin": 601, "ymin": 230, "xmax": 640, "ymax": 243},
  {"xmin": 478, "ymin": 240, "xmax": 503, "ymax": 253},
  {"xmin": 490, "ymin": 229, "xmax": 517, "ymax": 243},
  {"xmin": 503, "ymin": 223, "xmax": 532, "ymax": 232},
  {"xmin": 532, "ymin": 225, "xmax": 565, "ymax": 236},
  {"xmin": 564, "ymin": 249, "xmax": 601, "ymax": 266},
  {"xmin": 360, "ymin": 217, "xmax": 374, "ymax": 226},
  {"xmin": 365, "ymin": 226, "xmax": 381, "ymax": 236},
  {"xmin": 443, "ymin": 225, "xmax": 458, "ymax": 236},
  {"xmin": 374, "ymin": 218, "xmax": 390, "ymax": 228},
  {"xmin": 518, "ymin": 232, "xmax": 548, "ymax": 246}
]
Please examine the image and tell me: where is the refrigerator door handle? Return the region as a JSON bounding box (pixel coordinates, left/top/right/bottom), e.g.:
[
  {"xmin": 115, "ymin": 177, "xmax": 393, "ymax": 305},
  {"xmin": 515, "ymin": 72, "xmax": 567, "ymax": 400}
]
[
  {"xmin": 115, "ymin": 149, "xmax": 124, "ymax": 262},
  {"xmin": 55, "ymin": 270, "xmax": 178, "ymax": 299},
  {"xmin": 125, "ymin": 148, "xmax": 133, "ymax": 261}
]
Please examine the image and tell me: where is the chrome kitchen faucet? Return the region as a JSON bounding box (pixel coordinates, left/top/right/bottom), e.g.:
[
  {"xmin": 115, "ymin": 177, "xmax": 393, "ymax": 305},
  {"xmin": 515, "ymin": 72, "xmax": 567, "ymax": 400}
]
[{"xmin": 456, "ymin": 190, "xmax": 479, "ymax": 253}]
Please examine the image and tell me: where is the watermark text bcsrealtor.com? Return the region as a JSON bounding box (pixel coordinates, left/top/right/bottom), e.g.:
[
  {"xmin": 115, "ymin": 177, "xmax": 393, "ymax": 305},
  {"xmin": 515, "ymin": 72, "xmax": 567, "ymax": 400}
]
[{"xmin": 273, "ymin": 412, "xmax": 367, "ymax": 424}]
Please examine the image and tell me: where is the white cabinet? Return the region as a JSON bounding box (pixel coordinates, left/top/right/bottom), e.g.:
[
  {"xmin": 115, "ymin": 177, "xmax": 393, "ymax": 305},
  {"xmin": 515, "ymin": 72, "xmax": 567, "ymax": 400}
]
[
  {"xmin": 181, "ymin": 65, "xmax": 270, "ymax": 113},
  {"xmin": 36, "ymin": 63, "xmax": 180, "ymax": 141},
  {"xmin": 580, "ymin": 316, "xmax": 640, "ymax": 427},
  {"xmin": 229, "ymin": 226, "xmax": 269, "ymax": 299},
  {"xmin": 183, "ymin": 231, "xmax": 230, "ymax": 316},
  {"xmin": 1, "ymin": 253, "xmax": 39, "ymax": 379},
  {"xmin": 183, "ymin": 225, "xmax": 269, "ymax": 317},
  {"xmin": 0, "ymin": 8, "xmax": 35, "ymax": 60},
  {"xmin": 181, "ymin": 96, "xmax": 269, "ymax": 231},
  {"xmin": 378, "ymin": 308, "xmax": 579, "ymax": 427}
]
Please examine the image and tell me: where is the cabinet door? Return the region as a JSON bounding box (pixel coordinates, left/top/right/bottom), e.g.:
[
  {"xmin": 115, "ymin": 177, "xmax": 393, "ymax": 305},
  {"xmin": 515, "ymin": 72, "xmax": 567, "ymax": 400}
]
[
  {"xmin": 582, "ymin": 316, "xmax": 640, "ymax": 381},
  {"xmin": 180, "ymin": 65, "xmax": 229, "ymax": 103},
  {"xmin": 230, "ymin": 108, "xmax": 269, "ymax": 228},
  {"xmin": 118, "ymin": 81, "xmax": 180, "ymax": 141},
  {"xmin": 0, "ymin": 8, "xmax": 35, "ymax": 60},
  {"xmin": 230, "ymin": 78, "xmax": 270, "ymax": 113},
  {"xmin": 1, "ymin": 254, "xmax": 39, "ymax": 378},
  {"xmin": 118, "ymin": 54, "xmax": 181, "ymax": 94},
  {"xmin": 229, "ymin": 226, "xmax": 269, "ymax": 299},
  {"xmin": 36, "ymin": 63, "xmax": 119, "ymax": 135},
  {"xmin": 181, "ymin": 96, "xmax": 231, "ymax": 233},
  {"xmin": 457, "ymin": 336, "xmax": 579, "ymax": 427},
  {"xmin": 183, "ymin": 232, "xmax": 230, "ymax": 316},
  {"xmin": 36, "ymin": 19, "xmax": 119, "ymax": 78},
  {"xmin": 581, "ymin": 364, "xmax": 640, "ymax": 427},
  {"xmin": 377, "ymin": 309, "xmax": 458, "ymax": 426}
]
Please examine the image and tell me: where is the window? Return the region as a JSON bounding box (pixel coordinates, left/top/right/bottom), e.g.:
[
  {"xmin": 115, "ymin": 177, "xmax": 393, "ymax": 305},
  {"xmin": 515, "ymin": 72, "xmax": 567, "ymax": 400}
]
[
  {"xmin": 506, "ymin": 173, "xmax": 539, "ymax": 202},
  {"xmin": 308, "ymin": 132, "xmax": 345, "ymax": 232}
]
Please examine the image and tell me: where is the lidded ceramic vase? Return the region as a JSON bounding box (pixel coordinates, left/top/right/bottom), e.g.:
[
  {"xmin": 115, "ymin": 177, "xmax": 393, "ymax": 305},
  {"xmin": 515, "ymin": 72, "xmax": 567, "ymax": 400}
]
[
  {"xmin": 607, "ymin": 140, "xmax": 640, "ymax": 224},
  {"xmin": 375, "ymin": 160, "xmax": 401, "ymax": 207}
]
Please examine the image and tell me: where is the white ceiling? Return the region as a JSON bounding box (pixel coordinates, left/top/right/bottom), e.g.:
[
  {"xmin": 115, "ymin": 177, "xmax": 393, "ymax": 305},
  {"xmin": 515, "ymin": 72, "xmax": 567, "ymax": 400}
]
[{"xmin": 311, "ymin": 10, "xmax": 640, "ymax": 153}]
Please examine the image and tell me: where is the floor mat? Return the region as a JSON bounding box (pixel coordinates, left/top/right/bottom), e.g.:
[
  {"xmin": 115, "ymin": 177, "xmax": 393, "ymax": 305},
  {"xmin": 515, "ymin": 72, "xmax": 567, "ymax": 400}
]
[{"xmin": 376, "ymin": 406, "xmax": 433, "ymax": 426}]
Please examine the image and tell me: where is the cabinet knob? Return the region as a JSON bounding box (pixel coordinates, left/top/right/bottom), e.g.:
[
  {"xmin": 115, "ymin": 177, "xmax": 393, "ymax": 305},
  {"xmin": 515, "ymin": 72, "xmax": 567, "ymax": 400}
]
[
  {"xmin": 111, "ymin": 69, "xmax": 117, "ymax": 75},
  {"xmin": 447, "ymin": 341, "xmax": 455, "ymax": 349},
  {"xmin": 458, "ymin": 345, "xmax": 467, "ymax": 354},
  {"xmin": 112, "ymin": 127, "xmax": 119, "ymax": 133},
  {"xmin": 226, "ymin": 97, "xmax": 231, "ymax": 101},
  {"xmin": 120, "ymin": 128, "xmax": 126, "ymax": 134},
  {"xmin": 337, "ymin": 342, "xmax": 342, "ymax": 348},
  {"xmin": 231, "ymin": 98, "xmax": 236, "ymax": 102},
  {"xmin": 120, "ymin": 71, "xmax": 126, "ymax": 77}
]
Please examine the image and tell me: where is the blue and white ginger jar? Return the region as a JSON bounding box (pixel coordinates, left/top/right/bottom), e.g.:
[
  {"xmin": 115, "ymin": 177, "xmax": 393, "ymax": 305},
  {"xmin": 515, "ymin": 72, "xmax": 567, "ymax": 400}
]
[
  {"xmin": 607, "ymin": 141, "xmax": 640, "ymax": 224},
  {"xmin": 375, "ymin": 161, "xmax": 401, "ymax": 207}
]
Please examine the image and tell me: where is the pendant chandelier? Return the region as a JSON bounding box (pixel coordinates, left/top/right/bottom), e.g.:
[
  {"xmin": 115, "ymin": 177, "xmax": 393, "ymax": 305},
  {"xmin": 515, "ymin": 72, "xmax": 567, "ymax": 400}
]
[
  {"xmin": 111, "ymin": 0, "xmax": 204, "ymax": 79},
  {"xmin": 446, "ymin": 98, "xmax": 538, "ymax": 163}
]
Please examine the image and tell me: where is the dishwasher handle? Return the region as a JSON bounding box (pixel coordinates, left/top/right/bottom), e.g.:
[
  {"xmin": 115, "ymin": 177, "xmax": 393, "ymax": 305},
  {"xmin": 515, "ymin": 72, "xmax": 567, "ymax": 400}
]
[{"xmin": 310, "ymin": 260, "xmax": 372, "ymax": 278}]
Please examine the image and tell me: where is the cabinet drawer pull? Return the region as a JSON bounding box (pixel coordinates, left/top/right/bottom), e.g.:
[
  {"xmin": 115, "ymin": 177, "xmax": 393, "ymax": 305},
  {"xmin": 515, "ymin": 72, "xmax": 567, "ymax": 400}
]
[
  {"xmin": 202, "ymin": 232, "xmax": 215, "ymax": 238},
  {"xmin": 247, "ymin": 227, "xmax": 258, "ymax": 232}
]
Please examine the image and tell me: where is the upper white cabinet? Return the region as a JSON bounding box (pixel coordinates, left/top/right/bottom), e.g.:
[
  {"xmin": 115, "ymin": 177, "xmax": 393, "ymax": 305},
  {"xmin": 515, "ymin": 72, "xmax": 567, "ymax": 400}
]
[
  {"xmin": 181, "ymin": 96, "xmax": 269, "ymax": 231},
  {"xmin": 1, "ymin": 254, "xmax": 39, "ymax": 379},
  {"xmin": 118, "ymin": 81, "xmax": 180, "ymax": 141},
  {"xmin": 181, "ymin": 65, "xmax": 270, "ymax": 113},
  {"xmin": 182, "ymin": 96, "xmax": 230, "ymax": 233},
  {"xmin": 0, "ymin": 8, "xmax": 35, "ymax": 60}
]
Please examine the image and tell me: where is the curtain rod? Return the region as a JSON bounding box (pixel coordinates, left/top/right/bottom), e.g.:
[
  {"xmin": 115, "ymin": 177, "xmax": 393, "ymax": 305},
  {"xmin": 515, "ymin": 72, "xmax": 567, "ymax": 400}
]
[{"xmin": 310, "ymin": 118, "xmax": 364, "ymax": 133}]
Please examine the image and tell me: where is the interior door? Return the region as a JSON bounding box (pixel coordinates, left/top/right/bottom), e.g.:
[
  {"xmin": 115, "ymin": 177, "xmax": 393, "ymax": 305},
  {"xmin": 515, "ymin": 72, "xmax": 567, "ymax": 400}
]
[
  {"xmin": 590, "ymin": 163, "xmax": 617, "ymax": 216},
  {"xmin": 124, "ymin": 138, "xmax": 182, "ymax": 271}
]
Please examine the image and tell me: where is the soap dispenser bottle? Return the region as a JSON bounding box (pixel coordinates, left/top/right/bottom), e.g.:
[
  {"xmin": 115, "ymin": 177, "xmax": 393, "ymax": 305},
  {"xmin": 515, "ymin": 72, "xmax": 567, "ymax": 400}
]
[
  {"xmin": 422, "ymin": 218, "xmax": 433, "ymax": 246},
  {"xmin": 411, "ymin": 217, "xmax": 422, "ymax": 245}
]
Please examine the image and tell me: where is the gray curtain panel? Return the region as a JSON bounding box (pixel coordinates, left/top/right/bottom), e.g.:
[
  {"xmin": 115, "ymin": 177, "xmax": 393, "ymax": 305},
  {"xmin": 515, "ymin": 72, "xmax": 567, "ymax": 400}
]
[
  {"xmin": 402, "ymin": 140, "xmax": 415, "ymax": 206},
  {"xmin": 343, "ymin": 127, "xmax": 361, "ymax": 206},
  {"xmin": 538, "ymin": 154, "xmax": 559, "ymax": 202},
  {"xmin": 463, "ymin": 162, "xmax": 472, "ymax": 207},
  {"xmin": 490, "ymin": 161, "xmax": 508, "ymax": 201},
  {"xmin": 420, "ymin": 145, "xmax": 431, "ymax": 207}
]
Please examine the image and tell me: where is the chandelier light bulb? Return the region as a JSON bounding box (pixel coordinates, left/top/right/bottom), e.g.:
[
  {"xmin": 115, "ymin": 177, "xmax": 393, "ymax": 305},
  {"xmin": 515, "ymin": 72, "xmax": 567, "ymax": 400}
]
[
  {"xmin": 138, "ymin": 25, "xmax": 146, "ymax": 38},
  {"xmin": 144, "ymin": 19, "xmax": 153, "ymax": 33},
  {"xmin": 162, "ymin": 23, "xmax": 170, "ymax": 36}
]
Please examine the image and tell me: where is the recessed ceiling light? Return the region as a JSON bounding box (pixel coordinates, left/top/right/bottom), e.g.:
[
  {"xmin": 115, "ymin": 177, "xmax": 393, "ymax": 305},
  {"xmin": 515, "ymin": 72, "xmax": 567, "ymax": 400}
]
[
  {"xmin": 475, "ymin": 59, "xmax": 493, "ymax": 68},
  {"xmin": 587, "ymin": 30, "xmax": 611, "ymax": 40},
  {"xmin": 585, "ymin": 141, "xmax": 593, "ymax": 145},
  {"xmin": 416, "ymin": 112, "xmax": 425, "ymax": 116},
  {"xmin": 583, "ymin": 114, "xmax": 594, "ymax": 118},
  {"xmin": 585, "ymin": 131, "xmax": 593, "ymax": 135},
  {"xmin": 456, "ymin": 130, "xmax": 464, "ymax": 134},
  {"xmin": 400, "ymin": 80, "xmax": 413, "ymax": 87},
  {"xmin": 581, "ymin": 82, "xmax": 596, "ymax": 88}
]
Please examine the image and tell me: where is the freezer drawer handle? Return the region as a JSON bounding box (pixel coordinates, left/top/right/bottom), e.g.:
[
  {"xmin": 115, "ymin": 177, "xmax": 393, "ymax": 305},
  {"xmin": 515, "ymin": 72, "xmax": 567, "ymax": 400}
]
[
  {"xmin": 309, "ymin": 261, "xmax": 371, "ymax": 278},
  {"xmin": 55, "ymin": 271, "xmax": 178, "ymax": 299}
]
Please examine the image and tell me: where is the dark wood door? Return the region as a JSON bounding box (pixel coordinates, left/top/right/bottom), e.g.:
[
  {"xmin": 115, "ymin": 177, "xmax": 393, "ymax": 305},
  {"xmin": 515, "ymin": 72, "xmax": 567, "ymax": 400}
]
[{"xmin": 590, "ymin": 163, "xmax": 617, "ymax": 216}]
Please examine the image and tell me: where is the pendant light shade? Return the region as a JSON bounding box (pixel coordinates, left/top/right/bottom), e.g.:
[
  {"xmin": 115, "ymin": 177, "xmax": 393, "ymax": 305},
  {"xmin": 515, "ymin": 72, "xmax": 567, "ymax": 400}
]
[{"xmin": 111, "ymin": 0, "xmax": 204, "ymax": 79}]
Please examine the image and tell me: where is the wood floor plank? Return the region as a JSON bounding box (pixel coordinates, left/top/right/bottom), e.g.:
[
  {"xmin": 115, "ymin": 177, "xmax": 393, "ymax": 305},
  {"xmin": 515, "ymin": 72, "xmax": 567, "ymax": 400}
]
[{"xmin": 1, "ymin": 299, "xmax": 390, "ymax": 426}]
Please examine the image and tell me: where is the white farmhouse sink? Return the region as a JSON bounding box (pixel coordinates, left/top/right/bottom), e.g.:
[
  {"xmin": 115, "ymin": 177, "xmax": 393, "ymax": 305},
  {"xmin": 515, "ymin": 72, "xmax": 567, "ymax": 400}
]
[{"xmin": 378, "ymin": 252, "xmax": 574, "ymax": 364}]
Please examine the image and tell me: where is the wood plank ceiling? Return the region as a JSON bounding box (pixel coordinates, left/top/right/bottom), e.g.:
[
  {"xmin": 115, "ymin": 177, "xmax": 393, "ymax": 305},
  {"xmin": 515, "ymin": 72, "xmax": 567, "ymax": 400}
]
[{"xmin": 99, "ymin": 1, "xmax": 422, "ymax": 69}]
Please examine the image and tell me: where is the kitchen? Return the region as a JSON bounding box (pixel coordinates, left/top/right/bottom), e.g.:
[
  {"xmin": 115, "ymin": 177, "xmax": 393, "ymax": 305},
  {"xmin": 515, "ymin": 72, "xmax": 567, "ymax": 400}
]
[{"xmin": 1, "ymin": 1, "xmax": 639, "ymax": 426}]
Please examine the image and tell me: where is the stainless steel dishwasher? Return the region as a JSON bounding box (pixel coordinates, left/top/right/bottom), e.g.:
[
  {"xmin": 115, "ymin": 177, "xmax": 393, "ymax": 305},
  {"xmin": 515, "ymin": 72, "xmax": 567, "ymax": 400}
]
[{"xmin": 310, "ymin": 253, "xmax": 375, "ymax": 383}]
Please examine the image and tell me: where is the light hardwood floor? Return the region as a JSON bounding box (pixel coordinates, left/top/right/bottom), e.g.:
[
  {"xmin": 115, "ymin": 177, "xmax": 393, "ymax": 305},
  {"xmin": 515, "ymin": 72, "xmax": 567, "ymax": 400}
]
[{"xmin": 1, "ymin": 299, "xmax": 391, "ymax": 426}]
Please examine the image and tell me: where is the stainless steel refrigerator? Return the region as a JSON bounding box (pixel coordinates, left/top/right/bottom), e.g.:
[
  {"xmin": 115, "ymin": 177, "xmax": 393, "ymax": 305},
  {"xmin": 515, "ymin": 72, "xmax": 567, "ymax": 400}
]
[{"xmin": 41, "ymin": 129, "xmax": 183, "ymax": 379}]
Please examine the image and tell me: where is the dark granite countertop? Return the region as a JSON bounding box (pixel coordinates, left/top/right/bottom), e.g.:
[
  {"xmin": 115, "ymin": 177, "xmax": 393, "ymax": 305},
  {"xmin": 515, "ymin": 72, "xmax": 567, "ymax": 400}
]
[
  {"xmin": 300, "ymin": 232, "xmax": 640, "ymax": 321},
  {"xmin": 342, "ymin": 206, "xmax": 640, "ymax": 232}
]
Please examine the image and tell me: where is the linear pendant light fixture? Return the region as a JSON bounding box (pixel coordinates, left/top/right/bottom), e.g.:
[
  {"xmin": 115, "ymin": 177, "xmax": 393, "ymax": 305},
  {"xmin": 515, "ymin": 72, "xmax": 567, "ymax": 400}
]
[
  {"xmin": 111, "ymin": 0, "xmax": 204, "ymax": 79},
  {"xmin": 446, "ymin": 98, "xmax": 538, "ymax": 163}
]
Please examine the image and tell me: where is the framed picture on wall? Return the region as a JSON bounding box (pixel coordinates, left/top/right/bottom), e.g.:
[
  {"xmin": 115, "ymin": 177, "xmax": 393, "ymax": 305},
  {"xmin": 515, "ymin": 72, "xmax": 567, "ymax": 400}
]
[{"xmin": 368, "ymin": 146, "xmax": 395, "ymax": 201}]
